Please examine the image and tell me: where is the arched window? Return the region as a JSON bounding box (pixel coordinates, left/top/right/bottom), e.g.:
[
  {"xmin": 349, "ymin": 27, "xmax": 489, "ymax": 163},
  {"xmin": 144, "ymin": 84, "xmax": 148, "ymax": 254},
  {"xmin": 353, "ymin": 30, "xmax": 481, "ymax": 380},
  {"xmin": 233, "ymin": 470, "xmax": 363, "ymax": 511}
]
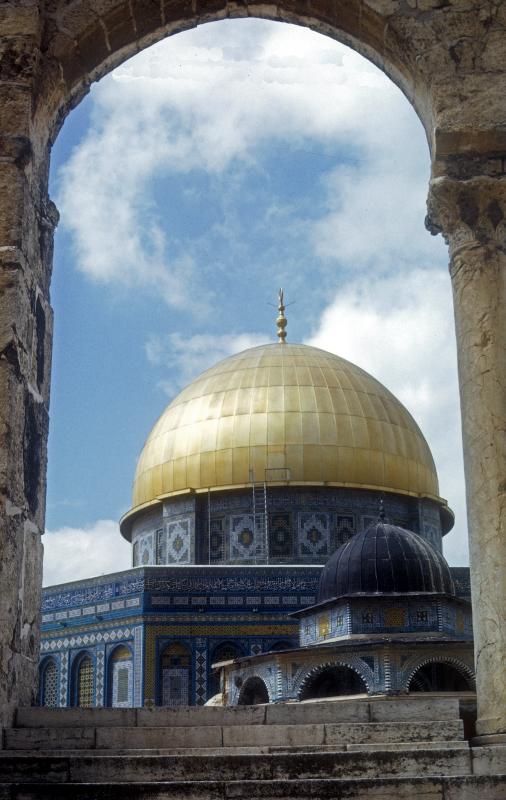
[
  {"xmin": 39, "ymin": 658, "xmax": 58, "ymax": 707},
  {"xmin": 299, "ymin": 665, "xmax": 367, "ymax": 700},
  {"xmin": 209, "ymin": 642, "xmax": 243, "ymax": 698},
  {"xmin": 408, "ymin": 661, "xmax": 474, "ymax": 692},
  {"xmin": 108, "ymin": 645, "xmax": 133, "ymax": 707},
  {"xmin": 238, "ymin": 676, "xmax": 269, "ymax": 705},
  {"xmin": 160, "ymin": 642, "xmax": 191, "ymax": 707},
  {"xmin": 73, "ymin": 653, "xmax": 95, "ymax": 708}
]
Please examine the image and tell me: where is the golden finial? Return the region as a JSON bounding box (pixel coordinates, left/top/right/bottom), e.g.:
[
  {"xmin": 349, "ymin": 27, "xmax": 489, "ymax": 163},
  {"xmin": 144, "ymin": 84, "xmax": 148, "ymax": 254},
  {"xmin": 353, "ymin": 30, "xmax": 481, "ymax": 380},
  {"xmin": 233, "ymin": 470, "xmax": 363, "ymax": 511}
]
[{"xmin": 277, "ymin": 288, "xmax": 287, "ymax": 343}]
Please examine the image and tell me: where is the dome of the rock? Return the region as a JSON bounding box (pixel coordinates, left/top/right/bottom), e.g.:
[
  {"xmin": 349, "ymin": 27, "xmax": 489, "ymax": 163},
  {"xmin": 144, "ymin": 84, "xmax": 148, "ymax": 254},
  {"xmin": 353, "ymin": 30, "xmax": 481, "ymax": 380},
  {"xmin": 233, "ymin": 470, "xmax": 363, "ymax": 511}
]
[
  {"xmin": 317, "ymin": 520, "xmax": 456, "ymax": 602},
  {"xmin": 121, "ymin": 342, "xmax": 450, "ymax": 536}
]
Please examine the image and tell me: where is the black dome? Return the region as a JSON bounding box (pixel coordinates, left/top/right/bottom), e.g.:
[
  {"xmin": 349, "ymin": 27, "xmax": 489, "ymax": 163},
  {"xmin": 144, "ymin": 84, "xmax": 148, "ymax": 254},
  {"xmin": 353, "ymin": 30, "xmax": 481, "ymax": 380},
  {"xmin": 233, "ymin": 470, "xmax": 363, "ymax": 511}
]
[{"xmin": 318, "ymin": 522, "xmax": 455, "ymax": 603}]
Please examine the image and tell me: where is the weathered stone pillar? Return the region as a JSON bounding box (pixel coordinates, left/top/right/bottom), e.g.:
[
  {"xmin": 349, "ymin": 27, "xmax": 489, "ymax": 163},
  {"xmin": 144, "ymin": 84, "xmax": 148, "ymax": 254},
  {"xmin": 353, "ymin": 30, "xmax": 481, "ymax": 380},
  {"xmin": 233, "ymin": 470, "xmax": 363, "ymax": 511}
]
[
  {"xmin": 427, "ymin": 176, "xmax": 506, "ymax": 740},
  {"xmin": 0, "ymin": 1, "xmax": 57, "ymax": 726}
]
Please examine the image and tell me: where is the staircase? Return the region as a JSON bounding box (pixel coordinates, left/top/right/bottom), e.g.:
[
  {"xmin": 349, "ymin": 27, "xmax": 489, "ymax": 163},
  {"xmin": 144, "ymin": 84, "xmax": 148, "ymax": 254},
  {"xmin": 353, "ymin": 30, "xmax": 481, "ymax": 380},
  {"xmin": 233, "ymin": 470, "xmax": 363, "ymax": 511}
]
[{"xmin": 1, "ymin": 696, "xmax": 506, "ymax": 798}]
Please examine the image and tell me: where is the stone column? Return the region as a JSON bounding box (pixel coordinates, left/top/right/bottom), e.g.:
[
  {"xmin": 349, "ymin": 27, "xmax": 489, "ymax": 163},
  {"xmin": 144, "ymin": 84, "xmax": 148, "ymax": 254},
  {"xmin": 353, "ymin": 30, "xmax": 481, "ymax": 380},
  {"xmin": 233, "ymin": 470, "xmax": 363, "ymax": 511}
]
[
  {"xmin": 0, "ymin": 3, "xmax": 58, "ymax": 725},
  {"xmin": 427, "ymin": 176, "xmax": 506, "ymax": 740}
]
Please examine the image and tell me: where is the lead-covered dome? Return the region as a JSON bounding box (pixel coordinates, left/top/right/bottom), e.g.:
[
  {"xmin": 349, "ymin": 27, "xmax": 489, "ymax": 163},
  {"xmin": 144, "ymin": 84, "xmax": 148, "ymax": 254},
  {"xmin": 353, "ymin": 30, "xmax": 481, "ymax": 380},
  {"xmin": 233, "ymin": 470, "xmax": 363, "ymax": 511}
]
[
  {"xmin": 121, "ymin": 343, "xmax": 449, "ymax": 534},
  {"xmin": 318, "ymin": 521, "xmax": 455, "ymax": 602}
]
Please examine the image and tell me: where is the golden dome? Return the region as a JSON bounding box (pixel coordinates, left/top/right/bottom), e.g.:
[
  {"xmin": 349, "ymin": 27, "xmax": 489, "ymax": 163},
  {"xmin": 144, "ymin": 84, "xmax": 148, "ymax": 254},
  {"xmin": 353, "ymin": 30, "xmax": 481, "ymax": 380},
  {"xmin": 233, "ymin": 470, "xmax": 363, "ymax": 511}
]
[{"xmin": 122, "ymin": 343, "xmax": 446, "ymax": 532}]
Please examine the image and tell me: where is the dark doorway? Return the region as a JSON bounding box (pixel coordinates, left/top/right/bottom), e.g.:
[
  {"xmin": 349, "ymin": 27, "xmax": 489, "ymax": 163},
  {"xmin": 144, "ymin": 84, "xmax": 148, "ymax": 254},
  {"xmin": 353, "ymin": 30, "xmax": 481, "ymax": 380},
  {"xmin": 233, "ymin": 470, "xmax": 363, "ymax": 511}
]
[
  {"xmin": 238, "ymin": 676, "xmax": 269, "ymax": 705},
  {"xmin": 299, "ymin": 665, "xmax": 367, "ymax": 700},
  {"xmin": 408, "ymin": 662, "xmax": 473, "ymax": 692}
]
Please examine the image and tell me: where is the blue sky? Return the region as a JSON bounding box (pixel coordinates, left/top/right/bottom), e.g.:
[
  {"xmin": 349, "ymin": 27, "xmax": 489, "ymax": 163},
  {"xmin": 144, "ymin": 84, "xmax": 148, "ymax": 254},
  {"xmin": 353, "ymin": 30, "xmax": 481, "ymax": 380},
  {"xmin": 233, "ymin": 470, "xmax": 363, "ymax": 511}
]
[{"xmin": 43, "ymin": 19, "xmax": 467, "ymax": 585}]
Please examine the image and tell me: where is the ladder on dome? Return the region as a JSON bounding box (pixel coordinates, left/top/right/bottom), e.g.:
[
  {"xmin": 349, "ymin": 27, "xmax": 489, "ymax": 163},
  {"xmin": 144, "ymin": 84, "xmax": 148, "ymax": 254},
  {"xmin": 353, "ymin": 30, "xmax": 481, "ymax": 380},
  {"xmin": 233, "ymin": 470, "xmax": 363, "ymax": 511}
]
[{"xmin": 250, "ymin": 474, "xmax": 269, "ymax": 565}]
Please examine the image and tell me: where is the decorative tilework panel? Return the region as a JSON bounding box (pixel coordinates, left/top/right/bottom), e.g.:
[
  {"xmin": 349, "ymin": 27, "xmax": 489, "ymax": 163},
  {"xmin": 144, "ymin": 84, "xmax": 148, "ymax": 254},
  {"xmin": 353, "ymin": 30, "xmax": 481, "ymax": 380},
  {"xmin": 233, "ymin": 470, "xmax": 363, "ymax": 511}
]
[
  {"xmin": 136, "ymin": 533, "xmax": 155, "ymax": 566},
  {"xmin": 384, "ymin": 608, "xmax": 407, "ymax": 628},
  {"xmin": 41, "ymin": 660, "xmax": 58, "ymax": 707},
  {"xmin": 166, "ymin": 519, "xmax": 191, "ymax": 564},
  {"xmin": 77, "ymin": 657, "xmax": 94, "ymax": 708},
  {"xmin": 335, "ymin": 514, "xmax": 355, "ymax": 548},
  {"xmin": 133, "ymin": 626, "xmax": 143, "ymax": 708},
  {"xmin": 162, "ymin": 668, "xmax": 189, "ymax": 706},
  {"xmin": 297, "ymin": 513, "xmax": 329, "ymax": 557},
  {"xmin": 133, "ymin": 541, "xmax": 140, "ymax": 567},
  {"xmin": 95, "ymin": 647, "xmax": 105, "ymax": 707},
  {"xmin": 194, "ymin": 646, "xmax": 207, "ymax": 706},
  {"xmin": 209, "ymin": 518, "xmax": 225, "ymax": 563},
  {"xmin": 112, "ymin": 660, "xmax": 133, "ymax": 707},
  {"xmin": 59, "ymin": 652, "xmax": 69, "ymax": 707},
  {"xmin": 230, "ymin": 515, "xmax": 264, "ymax": 561},
  {"xmin": 317, "ymin": 613, "xmax": 331, "ymax": 640},
  {"xmin": 156, "ymin": 529, "xmax": 167, "ymax": 564},
  {"xmin": 269, "ymin": 513, "xmax": 292, "ymax": 558}
]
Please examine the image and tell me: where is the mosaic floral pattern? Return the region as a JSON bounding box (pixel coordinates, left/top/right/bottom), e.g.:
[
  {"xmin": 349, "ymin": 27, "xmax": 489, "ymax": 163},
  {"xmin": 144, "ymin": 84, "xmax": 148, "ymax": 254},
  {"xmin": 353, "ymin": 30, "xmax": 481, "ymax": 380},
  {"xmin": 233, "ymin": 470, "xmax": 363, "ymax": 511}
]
[
  {"xmin": 297, "ymin": 513, "xmax": 329, "ymax": 557},
  {"xmin": 269, "ymin": 513, "xmax": 292, "ymax": 558},
  {"xmin": 166, "ymin": 519, "xmax": 191, "ymax": 564},
  {"xmin": 230, "ymin": 515, "xmax": 264, "ymax": 561},
  {"xmin": 134, "ymin": 533, "xmax": 154, "ymax": 566}
]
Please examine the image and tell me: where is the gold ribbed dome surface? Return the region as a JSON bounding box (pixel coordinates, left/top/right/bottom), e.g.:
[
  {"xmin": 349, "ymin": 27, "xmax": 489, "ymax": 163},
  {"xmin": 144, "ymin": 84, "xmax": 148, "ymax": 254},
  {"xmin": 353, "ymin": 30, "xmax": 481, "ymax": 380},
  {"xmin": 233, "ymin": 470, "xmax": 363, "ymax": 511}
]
[{"xmin": 129, "ymin": 343, "xmax": 440, "ymax": 512}]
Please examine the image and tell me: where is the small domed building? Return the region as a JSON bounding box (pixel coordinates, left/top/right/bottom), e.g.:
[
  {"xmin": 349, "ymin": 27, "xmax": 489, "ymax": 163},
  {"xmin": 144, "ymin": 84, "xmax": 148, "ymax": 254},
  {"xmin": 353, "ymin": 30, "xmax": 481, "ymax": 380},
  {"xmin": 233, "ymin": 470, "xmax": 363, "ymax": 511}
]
[
  {"xmin": 219, "ymin": 517, "xmax": 474, "ymax": 705},
  {"xmin": 38, "ymin": 299, "xmax": 472, "ymax": 708}
]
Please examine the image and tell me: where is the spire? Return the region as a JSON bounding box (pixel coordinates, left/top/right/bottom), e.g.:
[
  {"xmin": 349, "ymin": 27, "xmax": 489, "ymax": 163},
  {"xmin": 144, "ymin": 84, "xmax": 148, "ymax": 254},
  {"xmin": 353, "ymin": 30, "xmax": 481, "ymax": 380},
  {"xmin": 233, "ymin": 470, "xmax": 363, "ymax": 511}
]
[
  {"xmin": 378, "ymin": 498, "xmax": 387, "ymax": 522},
  {"xmin": 276, "ymin": 288, "xmax": 287, "ymax": 343}
]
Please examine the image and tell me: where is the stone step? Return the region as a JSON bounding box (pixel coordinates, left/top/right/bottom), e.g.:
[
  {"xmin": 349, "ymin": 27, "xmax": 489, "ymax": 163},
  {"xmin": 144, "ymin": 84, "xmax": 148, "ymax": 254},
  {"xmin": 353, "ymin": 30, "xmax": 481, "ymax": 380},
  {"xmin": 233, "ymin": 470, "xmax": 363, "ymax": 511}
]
[
  {"xmin": 3, "ymin": 774, "xmax": 506, "ymax": 800},
  {"xmin": 0, "ymin": 747, "xmax": 472, "ymax": 783},
  {"xmin": 14, "ymin": 696, "xmax": 461, "ymax": 729},
  {"xmin": 0, "ymin": 740, "xmax": 468, "ymax": 758},
  {"xmin": 3, "ymin": 719, "xmax": 464, "ymax": 751}
]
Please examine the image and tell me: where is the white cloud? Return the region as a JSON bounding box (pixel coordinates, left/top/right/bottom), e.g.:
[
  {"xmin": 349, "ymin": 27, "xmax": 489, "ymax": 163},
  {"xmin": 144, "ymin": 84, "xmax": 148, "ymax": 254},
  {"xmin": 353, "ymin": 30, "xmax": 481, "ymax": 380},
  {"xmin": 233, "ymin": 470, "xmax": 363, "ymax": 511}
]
[
  {"xmin": 307, "ymin": 268, "xmax": 469, "ymax": 566},
  {"xmin": 146, "ymin": 331, "xmax": 267, "ymax": 395},
  {"xmin": 55, "ymin": 19, "xmax": 435, "ymax": 303},
  {"xmin": 43, "ymin": 520, "xmax": 131, "ymax": 586}
]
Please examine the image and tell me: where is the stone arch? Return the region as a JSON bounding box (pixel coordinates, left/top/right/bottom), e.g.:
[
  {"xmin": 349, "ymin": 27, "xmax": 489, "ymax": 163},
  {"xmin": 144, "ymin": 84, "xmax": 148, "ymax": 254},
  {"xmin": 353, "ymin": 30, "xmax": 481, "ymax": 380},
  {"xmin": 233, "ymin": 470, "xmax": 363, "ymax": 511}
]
[
  {"xmin": 107, "ymin": 644, "xmax": 134, "ymax": 708},
  {"xmin": 37, "ymin": 2, "xmax": 438, "ymax": 154},
  {"xmin": 297, "ymin": 660, "xmax": 369, "ymax": 700},
  {"xmin": 405, "ymin": 657, "xmax": 475, "ymax": 693},
  {"xmin": 70, "ymin": 651, "xmax": 95, "ymax": 708},
  {"xmin": 238, "ymin": 675, "xmax": 270, "ymax": 705},
  {"xmin": 39, "ymin": 657, "xmax": 59, "ymax": 708},
  {"xmin": 2, "ymin": 0, "xmax": 506, "ymax": 739}
]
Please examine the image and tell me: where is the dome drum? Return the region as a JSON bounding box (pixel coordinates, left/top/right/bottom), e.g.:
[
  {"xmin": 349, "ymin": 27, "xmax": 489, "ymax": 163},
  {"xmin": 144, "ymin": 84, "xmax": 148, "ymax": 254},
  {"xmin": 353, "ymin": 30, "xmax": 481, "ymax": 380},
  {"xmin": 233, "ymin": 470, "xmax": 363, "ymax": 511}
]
[{"xmin": 121, "ymin": 344, "xmax": 454, "ymax": 543}]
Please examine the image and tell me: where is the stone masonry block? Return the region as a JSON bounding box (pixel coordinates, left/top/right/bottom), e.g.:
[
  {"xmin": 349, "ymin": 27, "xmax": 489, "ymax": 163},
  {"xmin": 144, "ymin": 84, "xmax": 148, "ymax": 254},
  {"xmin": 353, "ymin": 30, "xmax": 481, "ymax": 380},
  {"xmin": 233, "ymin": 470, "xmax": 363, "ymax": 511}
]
[
  {"xmin": 369, "ymin": 697, "xmax": 460, "ymax": 722},
  {"xmin": 4, "ymin": 727, "xmax": 95, "ymax": 751},
  {"xmin": 101, "ymin": 4, "xmax": 137, "ymax": 54},
  {"xmin": 265, "ymin": 700, "xmax": 368, "ymax": 725},
  {"xmin": 0, "ymin": 37, "xmax": 39, "ymax": 83},
  {"xmin": 95, "ymin": 724, "xmax": 223, "ymax": 749},
  {"xmin": 76, "ymin": 22, "xmax": 111, "ymax": 76},
  {"xmin": 137, "ymin": 705, "xmax": 266, "ymax": 727},
  {"xmin": 132, "ymin": 0, "xmax": 163, "ymax": 37},
  {"xmin": 16, "ymin": 707, "xmax": 136, "ymax": 728},
  {"xmin": 222, "ymin": 723, "xmax": 325, "ymax": 748},
  {"xmin": 162, "ymin": 0, "xmax": 194, "ymax": 25}
]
